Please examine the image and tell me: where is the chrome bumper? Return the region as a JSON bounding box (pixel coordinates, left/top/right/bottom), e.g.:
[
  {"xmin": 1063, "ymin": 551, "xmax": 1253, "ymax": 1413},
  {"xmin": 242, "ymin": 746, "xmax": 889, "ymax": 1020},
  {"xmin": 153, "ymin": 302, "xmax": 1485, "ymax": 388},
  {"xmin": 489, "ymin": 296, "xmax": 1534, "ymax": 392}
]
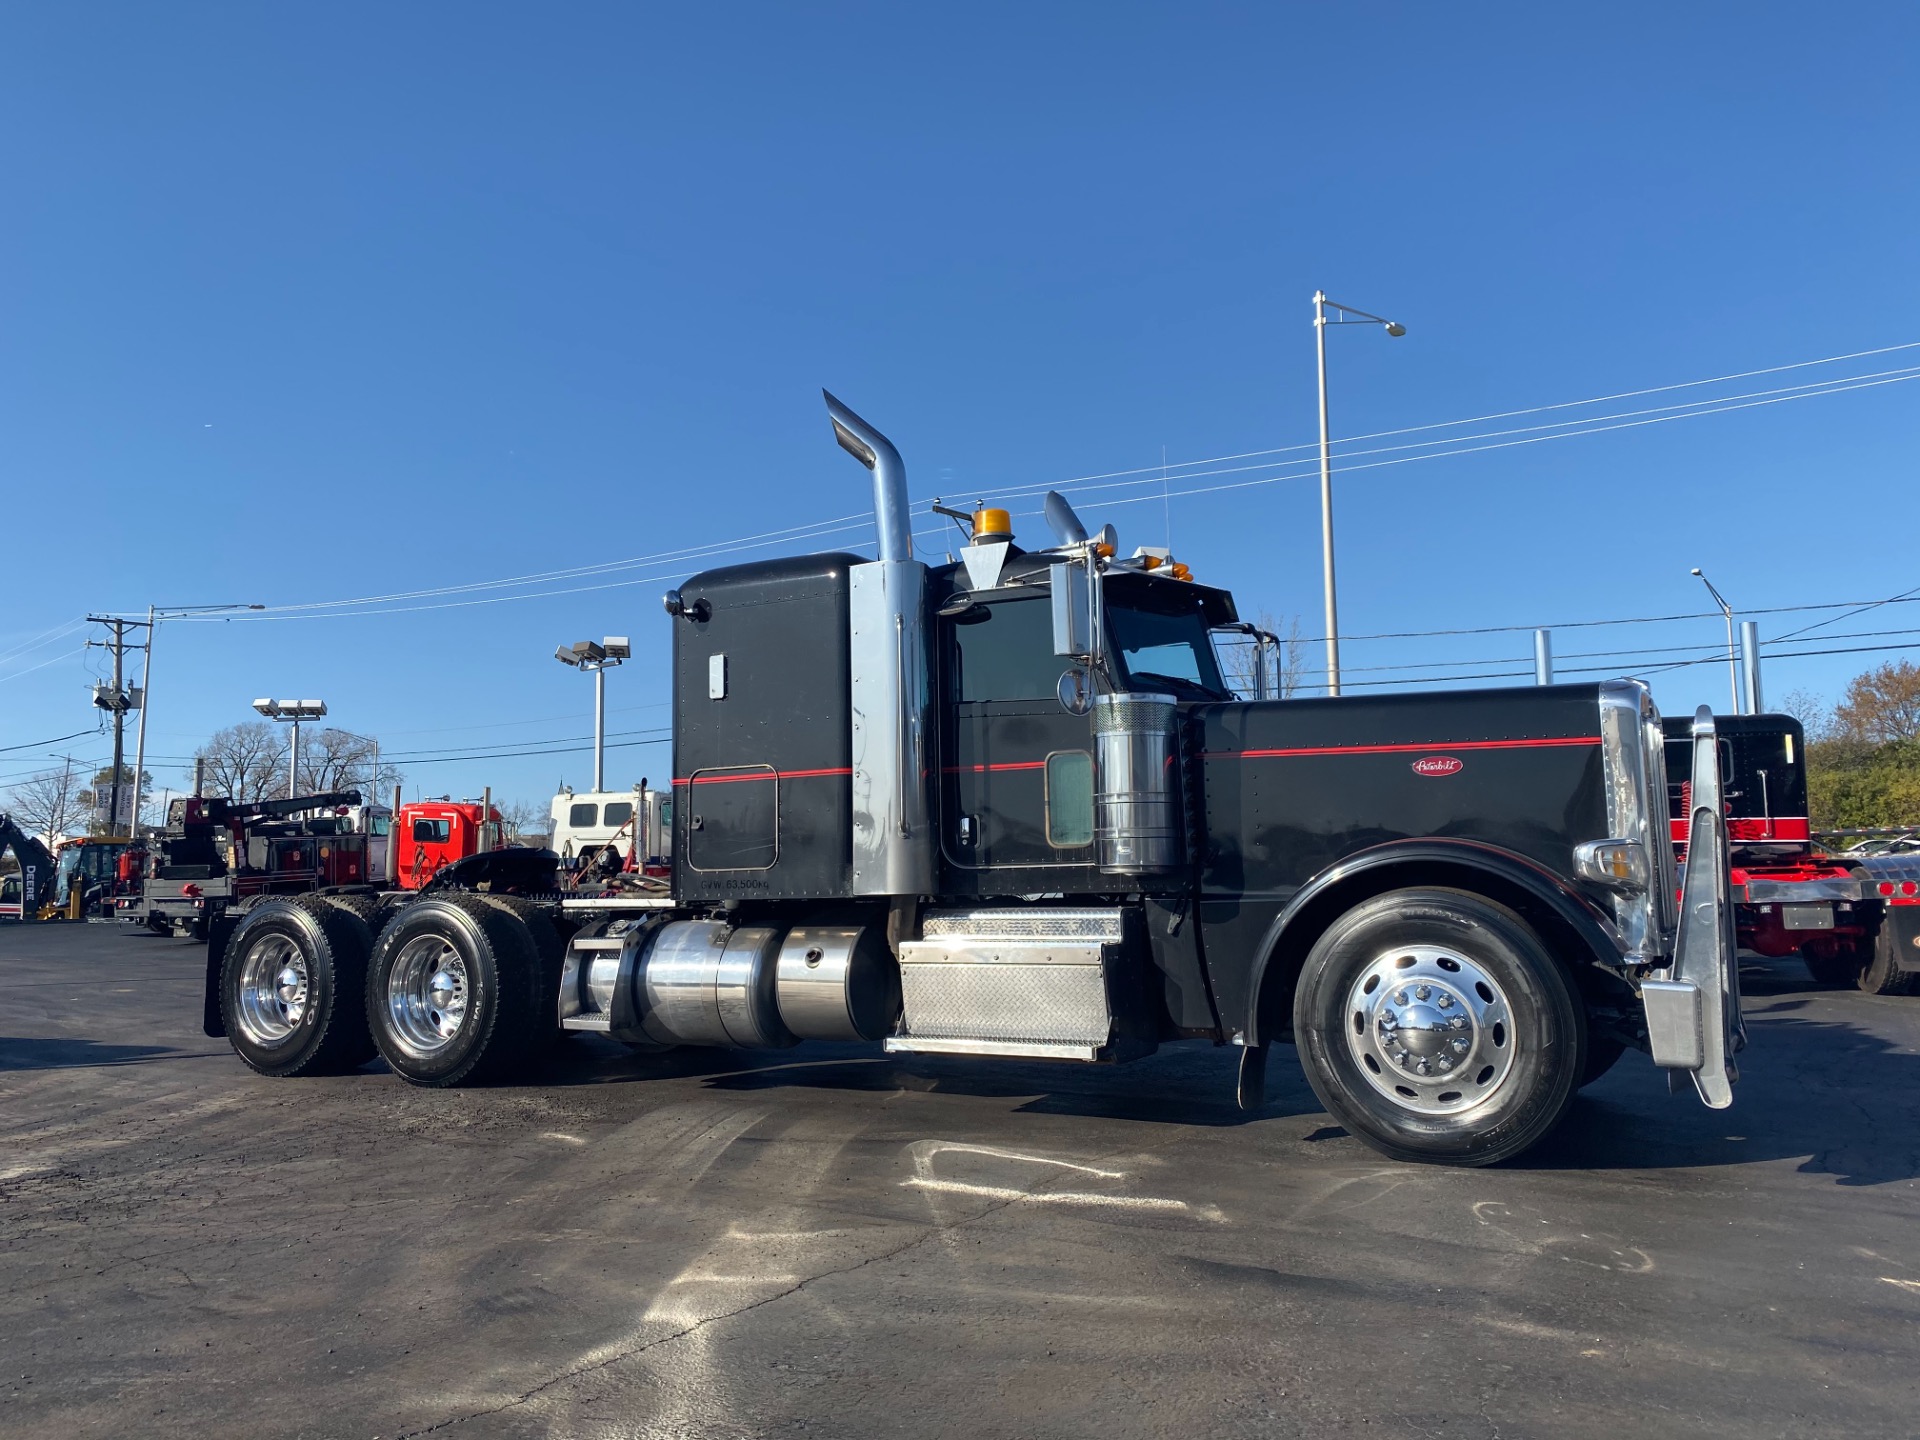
[{"xmin": 1640, "ymin": 707, "xmax": 1745, "ymax": 1109}]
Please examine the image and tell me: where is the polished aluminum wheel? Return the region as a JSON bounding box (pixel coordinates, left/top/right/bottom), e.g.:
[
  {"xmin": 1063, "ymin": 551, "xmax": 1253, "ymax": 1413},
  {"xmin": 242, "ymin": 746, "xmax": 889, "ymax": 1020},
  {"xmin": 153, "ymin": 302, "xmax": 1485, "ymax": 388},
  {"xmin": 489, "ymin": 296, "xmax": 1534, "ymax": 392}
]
[
  {"xmin": 1344, "ymin": 944, "xmax": 1515, "ymax": 1116},
  {"xmin": 235, "ymin": 934, "xmax": 310, "ymax": 1047},
  {"xmin": 386, "ymin": 935, "xmax": 469, "ymax": 1056}
]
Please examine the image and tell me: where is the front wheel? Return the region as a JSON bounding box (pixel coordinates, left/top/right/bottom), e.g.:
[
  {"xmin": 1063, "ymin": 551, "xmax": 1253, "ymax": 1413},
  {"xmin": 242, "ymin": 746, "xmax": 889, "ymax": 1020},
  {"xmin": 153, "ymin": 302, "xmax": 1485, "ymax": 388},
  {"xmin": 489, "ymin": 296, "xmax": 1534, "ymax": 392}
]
[{"xmin": 1294, "ymin": 887, "xmax": 1585, "ymax": 1167}]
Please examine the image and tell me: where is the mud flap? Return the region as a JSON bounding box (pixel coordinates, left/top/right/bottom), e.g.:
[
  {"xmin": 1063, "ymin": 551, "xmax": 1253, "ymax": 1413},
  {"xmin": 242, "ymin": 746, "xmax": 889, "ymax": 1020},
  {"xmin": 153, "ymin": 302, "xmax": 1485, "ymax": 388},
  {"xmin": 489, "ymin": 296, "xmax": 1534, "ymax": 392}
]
[
  {"xmin": 1236, "ymin": 1042, "xmax": 1268, "ymax": 1111},
  {"xmin": 203, "ymin": 910, "xmax": 241, "ymax": 1038},
  {"xmin": 1643, "ymin": 706, "xmax": 1744, "ymax": 1108}
]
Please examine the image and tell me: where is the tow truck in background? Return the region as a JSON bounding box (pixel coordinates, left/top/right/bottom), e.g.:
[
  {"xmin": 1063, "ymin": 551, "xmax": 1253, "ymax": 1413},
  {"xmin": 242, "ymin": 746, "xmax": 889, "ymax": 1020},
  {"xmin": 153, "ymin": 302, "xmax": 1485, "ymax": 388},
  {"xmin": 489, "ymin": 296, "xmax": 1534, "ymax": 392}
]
[
  {"xmin": 1664, "ymin": 713, "xmax": 1920, "ymax": 995},
  {"xmin": 198, "ymin": 392, "xmax": 1744, "ymax": 1168},
  {"xmin": 129, "ymin": 790, "xmax": 523, "ymax": 936}
]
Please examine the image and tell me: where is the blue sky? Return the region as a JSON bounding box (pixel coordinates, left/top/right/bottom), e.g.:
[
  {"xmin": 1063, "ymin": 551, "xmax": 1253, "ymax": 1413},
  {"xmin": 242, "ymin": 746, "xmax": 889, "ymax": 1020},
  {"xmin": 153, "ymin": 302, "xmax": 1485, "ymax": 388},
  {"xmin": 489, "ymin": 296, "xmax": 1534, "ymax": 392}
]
[{"xmin": 3, "ymin": 3, "xmax": 1917, "ymax": 813}]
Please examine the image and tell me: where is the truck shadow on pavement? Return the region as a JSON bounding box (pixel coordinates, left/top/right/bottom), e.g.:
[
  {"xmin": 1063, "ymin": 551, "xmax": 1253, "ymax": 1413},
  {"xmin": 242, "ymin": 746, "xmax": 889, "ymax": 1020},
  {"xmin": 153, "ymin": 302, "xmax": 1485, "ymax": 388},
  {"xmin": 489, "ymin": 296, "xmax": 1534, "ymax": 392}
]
[
  {"xmin": 542, "ymin": 1034, "xmax": 1310, "ymax": 1127},
  {"xmin": 0, "ymin": 1036, "xmax": 225, "ymax": 1071},
  {"xmin": 1522, "ymin": 961, "xmax": 1920, "ymax": 1186},
  {"xmin": 530, "ymin": 957, "xmax": 1920, "ymax": 1182}
]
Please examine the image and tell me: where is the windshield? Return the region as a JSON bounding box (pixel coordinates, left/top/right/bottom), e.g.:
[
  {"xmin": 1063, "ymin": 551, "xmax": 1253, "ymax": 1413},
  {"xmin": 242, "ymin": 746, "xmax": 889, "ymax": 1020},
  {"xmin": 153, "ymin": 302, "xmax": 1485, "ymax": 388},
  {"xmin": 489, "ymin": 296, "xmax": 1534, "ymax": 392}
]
[{"xmin": 1107, "ymin": 605, "xmax": 1231, "ymax": 700}]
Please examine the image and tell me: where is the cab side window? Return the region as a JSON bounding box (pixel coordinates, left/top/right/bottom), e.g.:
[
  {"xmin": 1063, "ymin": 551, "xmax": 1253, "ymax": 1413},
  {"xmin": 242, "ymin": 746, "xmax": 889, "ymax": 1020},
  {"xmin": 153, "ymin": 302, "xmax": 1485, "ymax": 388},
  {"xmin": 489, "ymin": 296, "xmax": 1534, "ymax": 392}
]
[{"xmin": 948, "ymin": 596, "xmax": 1061, "ymax": 702}]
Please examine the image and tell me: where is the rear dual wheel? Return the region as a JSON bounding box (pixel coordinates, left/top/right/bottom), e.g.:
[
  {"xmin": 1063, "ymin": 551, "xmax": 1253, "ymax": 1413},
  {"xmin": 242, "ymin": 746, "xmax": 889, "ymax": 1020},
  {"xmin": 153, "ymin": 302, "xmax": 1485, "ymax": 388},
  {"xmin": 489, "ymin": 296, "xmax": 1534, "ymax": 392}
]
[
  {"xmin": 1294, "ymin": 888, "xmax": 1585, "ymax": 1167},
  {"xmin": 220, "ymin": 899, "xmax": 378, "ymax": 1077},
  {"xmin": 366, "ymin": 897, "xmax": 549, "ymax": 1087},
  {"xmin": 1859, "ymin": 925, "xmax": 1919, "ymax": 997}
]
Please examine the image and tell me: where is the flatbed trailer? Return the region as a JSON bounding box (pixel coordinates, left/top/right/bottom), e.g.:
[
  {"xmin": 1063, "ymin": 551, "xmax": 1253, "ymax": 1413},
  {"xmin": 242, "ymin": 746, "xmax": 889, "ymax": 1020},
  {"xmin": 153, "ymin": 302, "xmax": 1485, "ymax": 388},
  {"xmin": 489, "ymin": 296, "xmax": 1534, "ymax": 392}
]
[{"xmin": 200, "ymin": 393, "xmax": 1743, "ymax": 1166}]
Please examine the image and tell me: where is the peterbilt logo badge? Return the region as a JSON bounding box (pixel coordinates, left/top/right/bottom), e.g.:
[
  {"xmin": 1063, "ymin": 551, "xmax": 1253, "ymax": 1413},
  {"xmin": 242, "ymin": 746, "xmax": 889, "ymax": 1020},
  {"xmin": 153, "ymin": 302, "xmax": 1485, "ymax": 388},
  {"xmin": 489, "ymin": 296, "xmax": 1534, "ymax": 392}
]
[{"xmin": 1411, "ymin": 756, "xmax": 1464, "ymax": 777}]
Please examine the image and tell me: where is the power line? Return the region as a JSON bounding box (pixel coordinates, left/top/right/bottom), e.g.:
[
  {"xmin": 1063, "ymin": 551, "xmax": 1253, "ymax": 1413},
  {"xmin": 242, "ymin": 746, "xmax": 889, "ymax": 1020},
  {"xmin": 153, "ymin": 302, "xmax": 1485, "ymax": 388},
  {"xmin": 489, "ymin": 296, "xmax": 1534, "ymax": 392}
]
[
  {"xmin": 0, "ymin": 726, "xmax": 104, "ymax": 755},
  {"xmin": 146, "ymin": 339, "xmax": 1920, "ymax": 626}
]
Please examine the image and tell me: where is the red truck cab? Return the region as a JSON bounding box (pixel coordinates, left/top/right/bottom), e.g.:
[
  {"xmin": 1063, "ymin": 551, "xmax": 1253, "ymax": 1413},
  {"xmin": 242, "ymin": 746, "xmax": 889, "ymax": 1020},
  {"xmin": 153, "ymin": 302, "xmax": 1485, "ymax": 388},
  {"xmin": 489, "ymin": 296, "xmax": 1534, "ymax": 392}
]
[{"xmin": 395, "ymin": 800, "xmax": 502, "ymax": 889}]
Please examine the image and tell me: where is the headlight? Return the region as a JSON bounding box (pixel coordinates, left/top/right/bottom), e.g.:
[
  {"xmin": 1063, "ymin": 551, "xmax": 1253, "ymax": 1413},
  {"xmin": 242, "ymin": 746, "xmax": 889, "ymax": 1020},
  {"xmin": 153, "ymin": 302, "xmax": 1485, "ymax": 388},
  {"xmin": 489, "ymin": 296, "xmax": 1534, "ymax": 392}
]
[{"xmin": 1575, "ymin": 839, "xmax": 1650, "ymax": 892}]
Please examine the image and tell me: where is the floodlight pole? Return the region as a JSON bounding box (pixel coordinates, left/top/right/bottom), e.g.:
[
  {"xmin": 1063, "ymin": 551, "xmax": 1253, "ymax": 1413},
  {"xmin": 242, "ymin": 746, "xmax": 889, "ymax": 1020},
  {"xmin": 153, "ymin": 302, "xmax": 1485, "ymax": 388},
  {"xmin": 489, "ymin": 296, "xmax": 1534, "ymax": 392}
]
[
  {"xmin": 554, "ymin": 637, "xmax": 627, "ymax": 793},
  {"xmin": 594, "ymin": 664, "xmax": 606, "ymax": 792}
]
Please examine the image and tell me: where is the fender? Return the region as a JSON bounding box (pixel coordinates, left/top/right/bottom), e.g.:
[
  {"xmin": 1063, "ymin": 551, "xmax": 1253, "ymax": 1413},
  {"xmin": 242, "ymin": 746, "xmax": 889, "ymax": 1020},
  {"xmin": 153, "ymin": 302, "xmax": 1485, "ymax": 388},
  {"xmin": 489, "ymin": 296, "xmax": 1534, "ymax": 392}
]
[{"xmin": 1240, "ymin": 837, "xmax": 1626, "ymax": 1048}]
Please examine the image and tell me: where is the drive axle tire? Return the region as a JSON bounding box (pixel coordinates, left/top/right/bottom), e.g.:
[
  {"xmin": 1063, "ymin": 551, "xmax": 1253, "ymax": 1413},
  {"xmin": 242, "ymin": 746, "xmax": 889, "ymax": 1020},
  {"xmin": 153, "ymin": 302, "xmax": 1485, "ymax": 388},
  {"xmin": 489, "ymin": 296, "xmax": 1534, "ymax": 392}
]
[
  {"xmin": 301, "ymin": 891, "xmax": 395, "ymax": 942},
  {"xmin": 1294, "ymin": 887, "xmax": 1585, "ymax": 1167},
  {"xmin": 1859, "ymin": 926, "xmax": 1918, "ymax": 997},
  {"xmin": 1801, "ymin": 942, "xmax": 1865, "ymax": 987},
  {"xmin": 470, "ymin": 894, "xmax": 567, "ymax": 1050},
  {"xmin": 366, "ymin": 897, "xmax": 545, "ymax": 1087},
  {"xmin": 219, "ymin": 898, "xmax": 378, "ymax": 1077}
]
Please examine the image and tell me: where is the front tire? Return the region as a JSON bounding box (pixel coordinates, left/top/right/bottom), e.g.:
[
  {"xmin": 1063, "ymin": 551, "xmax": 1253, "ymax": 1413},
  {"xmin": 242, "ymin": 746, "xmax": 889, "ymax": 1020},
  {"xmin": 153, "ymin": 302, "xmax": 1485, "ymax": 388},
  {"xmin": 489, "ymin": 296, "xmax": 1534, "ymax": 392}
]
[
  {"xmin": 366, "ymin": 897, "xmax": 545, "ymax": 1087},
  {"xmin": 1294, "ymin": 887, "xmax": 1585, "ymax": 1166},
  {"xmin": 219, "ymin": 899, "xmax": 378, "ymax": 1077}
]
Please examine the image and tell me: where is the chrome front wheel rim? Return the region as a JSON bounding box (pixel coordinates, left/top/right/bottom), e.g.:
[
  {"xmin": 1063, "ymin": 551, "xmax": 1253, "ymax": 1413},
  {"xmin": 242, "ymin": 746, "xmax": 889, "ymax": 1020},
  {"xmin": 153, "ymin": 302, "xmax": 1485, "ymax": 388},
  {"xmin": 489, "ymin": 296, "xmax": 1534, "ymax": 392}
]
[
  {"xmin": 387, "ymin": 936, "xmax": 469, "ymax": 1056},
  {"xmin": 1344, "ymin": 944, "xmax": 1515, "ymax": 1117},
  {"xmin": 236, "ymin": 935, "xmax": 310, "ymax": 1047}
]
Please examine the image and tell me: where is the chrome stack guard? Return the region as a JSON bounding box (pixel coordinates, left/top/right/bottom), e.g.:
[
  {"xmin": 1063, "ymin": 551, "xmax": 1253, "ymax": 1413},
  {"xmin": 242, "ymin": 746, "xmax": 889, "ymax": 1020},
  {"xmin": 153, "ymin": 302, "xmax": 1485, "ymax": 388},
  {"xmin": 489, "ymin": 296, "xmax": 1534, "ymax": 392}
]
[{"xmin": 1640, "ymin": 706, "xmax": 1746, "ymax": 1108}]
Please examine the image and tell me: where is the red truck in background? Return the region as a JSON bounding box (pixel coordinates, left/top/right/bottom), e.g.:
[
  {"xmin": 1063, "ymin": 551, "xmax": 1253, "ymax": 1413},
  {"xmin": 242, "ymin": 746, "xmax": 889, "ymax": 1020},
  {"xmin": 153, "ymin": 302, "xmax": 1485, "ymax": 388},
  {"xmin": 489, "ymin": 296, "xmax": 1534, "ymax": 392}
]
[
  {"xmin": 393, "ymin": 799, "xmax": 504, "ymax": 888},
  {"xmin": 1665, "ymin": 714, "xmax": 1920, "ymax": 995}
]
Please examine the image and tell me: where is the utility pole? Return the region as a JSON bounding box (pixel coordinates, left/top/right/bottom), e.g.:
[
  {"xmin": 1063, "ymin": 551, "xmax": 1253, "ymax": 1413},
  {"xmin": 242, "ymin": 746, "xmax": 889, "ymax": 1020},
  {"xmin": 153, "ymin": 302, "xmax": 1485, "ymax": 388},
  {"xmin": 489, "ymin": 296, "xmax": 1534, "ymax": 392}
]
[{"xmin": 87, "ymin": 615, "xmax": 148, "ymax": 838}]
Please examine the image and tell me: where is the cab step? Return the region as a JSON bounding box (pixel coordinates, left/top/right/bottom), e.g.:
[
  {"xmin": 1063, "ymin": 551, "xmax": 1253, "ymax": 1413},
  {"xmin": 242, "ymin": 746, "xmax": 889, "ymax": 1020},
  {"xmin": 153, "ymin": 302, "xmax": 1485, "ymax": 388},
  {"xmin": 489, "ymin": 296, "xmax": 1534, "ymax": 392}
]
[{"xmin": 887, "ymin": 907, "xmax": 1151, "ymax": 1062}]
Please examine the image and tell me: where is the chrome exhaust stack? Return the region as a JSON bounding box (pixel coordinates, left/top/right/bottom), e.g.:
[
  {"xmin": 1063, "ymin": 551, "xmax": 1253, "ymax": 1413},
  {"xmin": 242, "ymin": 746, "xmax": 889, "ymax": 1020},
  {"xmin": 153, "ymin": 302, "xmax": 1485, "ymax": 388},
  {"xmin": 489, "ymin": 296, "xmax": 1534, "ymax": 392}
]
[
  {"xmin": 827, "ymin": 390, "xmax": 912, "ymax": 563},
  {"xmin": 824, "ymin": 391, "xmax": 933, "ymax": 898}
]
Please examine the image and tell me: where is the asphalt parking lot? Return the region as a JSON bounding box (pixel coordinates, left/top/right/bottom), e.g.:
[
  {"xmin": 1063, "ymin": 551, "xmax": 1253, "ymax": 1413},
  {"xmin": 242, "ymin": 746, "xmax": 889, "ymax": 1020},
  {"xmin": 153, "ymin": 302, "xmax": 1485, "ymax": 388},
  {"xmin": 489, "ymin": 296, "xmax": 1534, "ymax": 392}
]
[{"xmin": 4, "ymin": 921, "xmax": 1919, "ymax": 1439}]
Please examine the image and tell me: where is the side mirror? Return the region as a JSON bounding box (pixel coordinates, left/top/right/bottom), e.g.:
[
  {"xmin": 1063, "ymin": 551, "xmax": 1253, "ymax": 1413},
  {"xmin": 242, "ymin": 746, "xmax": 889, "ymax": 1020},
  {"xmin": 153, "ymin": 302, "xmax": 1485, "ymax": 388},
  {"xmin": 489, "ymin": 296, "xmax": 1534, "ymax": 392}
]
[
  {"xmin": 1051, "ymin": 562, "xmax": 1090, "ymax": 657},
  {"xmin": 1057, "ymin": 666, "xmax": 1092, "ymax": 716}
]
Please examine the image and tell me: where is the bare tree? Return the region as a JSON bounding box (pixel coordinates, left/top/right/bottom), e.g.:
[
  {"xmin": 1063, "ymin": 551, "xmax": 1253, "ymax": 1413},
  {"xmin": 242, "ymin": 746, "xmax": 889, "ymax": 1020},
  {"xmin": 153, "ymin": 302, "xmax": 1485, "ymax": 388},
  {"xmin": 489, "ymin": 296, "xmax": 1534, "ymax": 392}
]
[
  {"xmin": 1776, "ymin": 687, "xmax": 1834, "ymax": 743},
  {"xmin": 1834, "ymin": 661, "xmax": 1920, "ymax": 745},
  {"xmin": 4, "ymin": 759, "xmax": 91, "ymax": 845},
  {"xmin": 296, "ymin": 728, "xmax": 403, "ymax": 799},
  {"xmin": 195, "ymin": 721, "xmax": 288, "ymax": 803},
  {"xmin": 1217, "ymin": 611, "xmax": 1308, "ymax": 700},
  {"xmin": 497, "ymin": 797, "xmax": 551, "ymax": 846}
]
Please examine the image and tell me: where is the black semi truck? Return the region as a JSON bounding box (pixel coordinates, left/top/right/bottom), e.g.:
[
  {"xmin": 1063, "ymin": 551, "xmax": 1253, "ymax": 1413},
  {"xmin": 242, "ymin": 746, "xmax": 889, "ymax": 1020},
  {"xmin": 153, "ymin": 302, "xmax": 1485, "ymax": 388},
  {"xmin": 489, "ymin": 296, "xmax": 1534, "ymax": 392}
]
[{"xmin": 203, "ymin": 393, "xmax": 1742, "ymax": 1166}]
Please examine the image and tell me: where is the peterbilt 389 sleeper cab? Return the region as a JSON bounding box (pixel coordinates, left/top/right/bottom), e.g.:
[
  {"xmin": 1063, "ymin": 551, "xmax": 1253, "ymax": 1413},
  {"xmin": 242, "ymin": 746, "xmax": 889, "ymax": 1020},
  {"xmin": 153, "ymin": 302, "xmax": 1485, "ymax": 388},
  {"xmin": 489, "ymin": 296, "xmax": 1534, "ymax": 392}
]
[{"xmin": 204, "ymin": 393, "xmax": 1743, "ymax": 1167}]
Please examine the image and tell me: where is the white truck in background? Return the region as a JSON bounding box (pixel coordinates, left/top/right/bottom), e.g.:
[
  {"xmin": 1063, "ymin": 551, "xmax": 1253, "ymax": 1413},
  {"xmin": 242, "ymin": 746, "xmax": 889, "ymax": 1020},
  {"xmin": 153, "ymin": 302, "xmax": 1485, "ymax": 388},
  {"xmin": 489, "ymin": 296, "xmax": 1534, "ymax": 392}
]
[{"xmin": 550, "ymin": 783, "xmax": 672, "ymax": 877}]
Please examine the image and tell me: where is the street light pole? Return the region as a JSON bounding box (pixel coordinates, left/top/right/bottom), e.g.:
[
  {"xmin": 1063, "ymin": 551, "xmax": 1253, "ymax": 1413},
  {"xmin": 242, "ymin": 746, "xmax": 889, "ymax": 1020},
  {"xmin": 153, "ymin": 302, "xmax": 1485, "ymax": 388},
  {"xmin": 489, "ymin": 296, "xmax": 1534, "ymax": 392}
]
[
  {"xmin": 1312, "ymin": 291, "xmax": 1406, "ymax": 697},
  {"xmin": 1691, "ymin": 568, "xmax": 1741, "ymax": 714},
  {"xmin": 554, "ymin": 636, "xmax": 630, "ymax": 792},
  {"xmin": 1314, "ymin": 294, "xmax": 1338, "ymax": 697}
]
